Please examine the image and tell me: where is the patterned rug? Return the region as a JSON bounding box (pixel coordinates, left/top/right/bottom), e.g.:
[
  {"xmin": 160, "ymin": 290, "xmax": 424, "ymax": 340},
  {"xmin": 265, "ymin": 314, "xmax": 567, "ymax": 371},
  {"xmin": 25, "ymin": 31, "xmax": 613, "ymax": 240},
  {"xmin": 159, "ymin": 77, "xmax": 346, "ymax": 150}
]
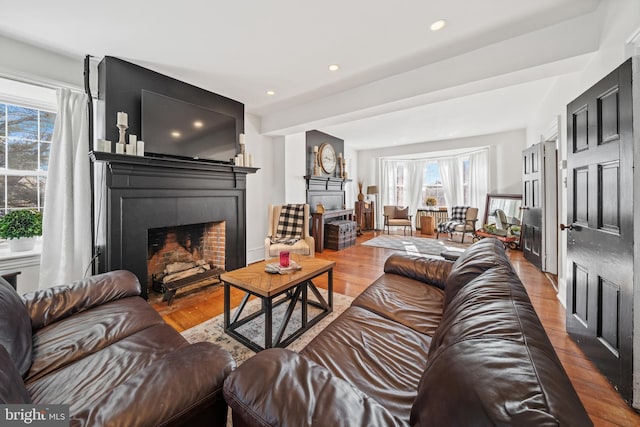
[
  {"xmin": 181, "ymin": 289, "xmax": 353, "ymax": 365},
  {"xmin": 361, "ymin": 235, "xmax": 469, "ymax": 257}
]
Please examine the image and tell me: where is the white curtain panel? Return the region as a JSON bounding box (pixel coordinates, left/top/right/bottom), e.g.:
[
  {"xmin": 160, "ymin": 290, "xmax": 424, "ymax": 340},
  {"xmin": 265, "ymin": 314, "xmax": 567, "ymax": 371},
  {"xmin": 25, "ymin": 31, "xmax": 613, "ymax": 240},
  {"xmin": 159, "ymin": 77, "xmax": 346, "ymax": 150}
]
[
  {"xmin": 408, "ymin": 159, "xmax": 427, "ymax": 219},
  {"xmin": 438, "ymin": 157, "xmax": 463, "ymax": 208},
  {"xmin": 468, "ymin": 150, "xmax": 489, "ymax": 225},
  {"xmin": 39, "ymin": 88, "xmax": 92, "ymax": 289}
]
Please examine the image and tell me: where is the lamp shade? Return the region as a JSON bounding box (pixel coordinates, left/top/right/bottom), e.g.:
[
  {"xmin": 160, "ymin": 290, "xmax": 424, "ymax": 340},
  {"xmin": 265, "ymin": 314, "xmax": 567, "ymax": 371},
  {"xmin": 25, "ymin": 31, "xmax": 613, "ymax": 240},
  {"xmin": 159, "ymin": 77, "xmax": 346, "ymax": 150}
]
[{"xmin": 366, "ymin": 185, "xmax": 378, "ymax": 195}]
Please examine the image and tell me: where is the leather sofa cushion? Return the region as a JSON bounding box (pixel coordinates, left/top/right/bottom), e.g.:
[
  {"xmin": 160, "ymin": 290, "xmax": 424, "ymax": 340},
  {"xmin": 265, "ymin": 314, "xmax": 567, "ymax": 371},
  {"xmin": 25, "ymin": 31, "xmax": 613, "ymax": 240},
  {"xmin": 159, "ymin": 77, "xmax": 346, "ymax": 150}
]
[
  {"xmin": 26, "ymin": 322, "xmax": 187, "ymax": 409},
  {"xmin": 352, "ymin": 273, "xmax": 444, "ymax": 335},
  {"xmin": 444, "ymin": 238, "xmax": 511, "ymax": 308},
  {"xmin": 0, "ymin": 345, "xmax": 31, "ymax": 404},
  {"xmin": 23, "ymin": 270, "xmax": 141, "ymax": 330},
  {"xmin": 25, "ymin": 296, "xmax": 167, "ymax": 383},
  {"xmin": 0, "ymin": 277, "xmax": 32, "ymax": 377},
  {"xmin": 301, "ymin": 306, "xmax": 431, "ymax": 423},
  {"xmin": 383, "ymin": 254, "xmax": 453, "ymax": 290},
  {"xmin": 412, "ymin": 266, "xmax": 592, "ymax": 426}
]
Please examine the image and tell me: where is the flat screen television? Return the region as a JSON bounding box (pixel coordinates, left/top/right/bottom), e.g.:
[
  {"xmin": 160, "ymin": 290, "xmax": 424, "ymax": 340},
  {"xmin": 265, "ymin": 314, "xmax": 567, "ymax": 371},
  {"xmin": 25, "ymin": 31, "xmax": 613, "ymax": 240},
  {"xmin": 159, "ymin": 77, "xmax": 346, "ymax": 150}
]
[{"xmin": 141, "ymin": 90, "xmax": 237, "ymax": 163}]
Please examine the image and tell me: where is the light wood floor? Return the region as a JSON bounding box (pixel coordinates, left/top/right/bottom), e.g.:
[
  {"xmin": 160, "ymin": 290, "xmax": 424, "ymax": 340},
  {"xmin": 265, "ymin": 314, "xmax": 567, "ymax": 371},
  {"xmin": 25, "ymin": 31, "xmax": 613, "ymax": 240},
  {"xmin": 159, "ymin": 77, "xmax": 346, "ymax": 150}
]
[{"xmin": 152, "ymin": 230, "xmax": 640, "ymax": 426}]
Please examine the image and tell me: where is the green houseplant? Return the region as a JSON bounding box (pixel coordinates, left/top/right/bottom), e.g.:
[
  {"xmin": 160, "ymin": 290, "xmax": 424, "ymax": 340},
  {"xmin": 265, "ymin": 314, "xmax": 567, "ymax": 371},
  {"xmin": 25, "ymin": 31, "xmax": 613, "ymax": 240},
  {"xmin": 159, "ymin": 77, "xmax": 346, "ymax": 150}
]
[
  {"xmin": 424, "ymin": 197, "xmax": 437, "ymax": 207},
  {"xmin": 0, "ymin": 209, "xmax": 43, "ymax": 252}
]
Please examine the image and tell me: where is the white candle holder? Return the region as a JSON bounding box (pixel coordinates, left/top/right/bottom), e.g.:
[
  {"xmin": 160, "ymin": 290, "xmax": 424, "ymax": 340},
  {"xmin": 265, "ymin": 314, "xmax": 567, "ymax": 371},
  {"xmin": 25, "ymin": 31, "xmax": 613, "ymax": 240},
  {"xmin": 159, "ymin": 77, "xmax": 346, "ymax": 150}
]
[{"xmin": 117, "ymin": 124, "xmax": 128, "ymax": 147}]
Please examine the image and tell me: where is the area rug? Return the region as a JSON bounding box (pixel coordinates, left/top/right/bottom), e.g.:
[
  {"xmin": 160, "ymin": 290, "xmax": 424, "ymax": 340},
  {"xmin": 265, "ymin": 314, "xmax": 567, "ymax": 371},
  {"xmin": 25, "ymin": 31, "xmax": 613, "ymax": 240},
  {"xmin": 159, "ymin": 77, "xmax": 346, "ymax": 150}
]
[
  {"xmin": 181, "ymin": 289, "xmax": 353, "ymax": 365},
  {"xmin": 361, "ymin": 235, "xmax": 468, "ymax": 257}
]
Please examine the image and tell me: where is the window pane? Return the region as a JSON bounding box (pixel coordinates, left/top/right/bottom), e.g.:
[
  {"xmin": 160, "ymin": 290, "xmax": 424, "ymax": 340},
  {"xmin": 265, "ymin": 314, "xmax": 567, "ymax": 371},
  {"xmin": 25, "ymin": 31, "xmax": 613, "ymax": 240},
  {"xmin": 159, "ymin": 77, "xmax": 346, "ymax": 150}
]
[
  {"xmin": 38, "ymin": 176, "xmax": 46, "ymax": 210},
  {"xmin": 7, "ymin": 175, "xmax": 37, "ymax": 208},
  {"xmin": 424, "ymin": 162, "xmax": 441, "ymax": 185},
  {"xmin": 0, "ymin": 103, "xmax": 5, "ymax": 134},
  {"xmin": 0, "ymin": 176, "xmax": 5, "ymax": 215},
  {"xmin": 7, "ymin": 105, "xmax": 38, "ymax": 139},
  {"xmin": 0, "ymin": 137, "xmax": 5, "ymax": 169},
  {"xmin": 39, "ymin": 111, "xmax": 56, "ymax": 141},
  {"xmin": 39, "ymin": 141, "xmax": 50, "ymax": 171},
  {"xmin": 8, "ymin": 138, "xmax": 38, "ymax": 170}
]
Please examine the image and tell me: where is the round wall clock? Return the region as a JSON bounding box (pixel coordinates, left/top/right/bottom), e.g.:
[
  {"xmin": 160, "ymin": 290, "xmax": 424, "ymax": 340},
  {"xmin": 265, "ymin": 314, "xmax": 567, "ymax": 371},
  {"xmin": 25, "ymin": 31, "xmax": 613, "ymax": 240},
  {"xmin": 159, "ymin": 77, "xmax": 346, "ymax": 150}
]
[{"xmin": 318, "ymin": 143, "xmax": 337, "ymax": 174}]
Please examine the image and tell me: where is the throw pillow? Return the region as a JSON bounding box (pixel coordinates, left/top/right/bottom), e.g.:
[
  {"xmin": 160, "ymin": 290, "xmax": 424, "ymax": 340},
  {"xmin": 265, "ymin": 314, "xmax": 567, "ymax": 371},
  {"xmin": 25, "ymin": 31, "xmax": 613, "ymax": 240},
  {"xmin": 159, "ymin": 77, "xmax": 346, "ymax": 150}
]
[
  {"xmin": 0, "ymin": 277, "xmax": 33, "ymax": 377},
  {"xmin": 395, "ymin": 207, "xmax": 409, "ymax": 219}
]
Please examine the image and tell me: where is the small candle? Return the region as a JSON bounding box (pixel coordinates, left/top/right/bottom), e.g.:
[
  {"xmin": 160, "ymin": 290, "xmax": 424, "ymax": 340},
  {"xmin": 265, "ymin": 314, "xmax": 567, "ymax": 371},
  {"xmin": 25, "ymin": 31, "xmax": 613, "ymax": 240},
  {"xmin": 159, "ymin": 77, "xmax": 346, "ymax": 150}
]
[
  {"xmin": 117, "ymin": 112, "xmax": 128, "ymax": 127},
  {"xmin": 338, "ymin": 152, "xmax": 342, "ymax": 159},
  {"xmin": 313, "ymin": 145, "xmax": 318, "ymax": 153},
  {"xmin": 116, "ymin": 143, "xmax": 125, "ymax": 154},
  {"xmin": 136, "ymin": 140, "xmax": 145, "ymax": 156},
  {"xmin": 239, "ymin": 133, "xmax": 245, "ymax": 145},
  {"xmin": 129, "ymin": 134, "xmax": 137, "ymax": 145},
  {"xmin": 125, "ymin": 144, "xmax": 136, "ymax": 155}
]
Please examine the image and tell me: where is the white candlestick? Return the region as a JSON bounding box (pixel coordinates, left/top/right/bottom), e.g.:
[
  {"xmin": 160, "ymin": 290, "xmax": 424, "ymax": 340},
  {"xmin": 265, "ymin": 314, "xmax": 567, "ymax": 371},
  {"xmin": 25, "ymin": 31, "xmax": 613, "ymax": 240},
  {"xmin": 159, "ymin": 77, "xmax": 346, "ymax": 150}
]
[
  {"xmin": 129, "ymin": 134, "xmax": 137, "ymax": 145},
  {"xmin": 117, "ymin": 112, "xmax": 128, "ymax": 127},
  {"xmin": 313, "ymin": 145, "xmax": 318, "ymax": 153}
]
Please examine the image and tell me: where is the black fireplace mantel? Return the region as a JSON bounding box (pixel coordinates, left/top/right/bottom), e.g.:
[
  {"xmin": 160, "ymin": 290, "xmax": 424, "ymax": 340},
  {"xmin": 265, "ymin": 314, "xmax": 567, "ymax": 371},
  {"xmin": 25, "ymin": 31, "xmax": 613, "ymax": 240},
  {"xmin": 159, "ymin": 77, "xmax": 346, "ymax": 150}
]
[{"xmin": 91, "ymin": 152, "xmax": 258, "ymax": 298}]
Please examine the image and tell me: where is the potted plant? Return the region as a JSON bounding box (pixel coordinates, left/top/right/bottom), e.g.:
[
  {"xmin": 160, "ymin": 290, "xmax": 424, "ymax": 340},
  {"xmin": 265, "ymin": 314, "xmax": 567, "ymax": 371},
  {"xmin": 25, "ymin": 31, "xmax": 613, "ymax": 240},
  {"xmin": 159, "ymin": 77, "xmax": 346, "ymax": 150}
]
[
  {"xmin": 0, "ymin": 209, "xmax": 43, "ymax": 252},
  {"xmin": 424, "ymin": 197, "xmax": 437, "ymax": 207}
]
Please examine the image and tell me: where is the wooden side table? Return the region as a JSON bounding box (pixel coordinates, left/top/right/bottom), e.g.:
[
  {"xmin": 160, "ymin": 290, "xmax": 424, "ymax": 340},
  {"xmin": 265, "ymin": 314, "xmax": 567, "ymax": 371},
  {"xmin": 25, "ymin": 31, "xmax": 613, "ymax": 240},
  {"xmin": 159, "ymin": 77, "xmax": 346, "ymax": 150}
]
[
  {"xmin": 355, "ymin": 201, "xmax": 375, "ymax": 232},
  {"xmin": 420, "ymin": 215, "xmax": 435, "ymax": 236}
]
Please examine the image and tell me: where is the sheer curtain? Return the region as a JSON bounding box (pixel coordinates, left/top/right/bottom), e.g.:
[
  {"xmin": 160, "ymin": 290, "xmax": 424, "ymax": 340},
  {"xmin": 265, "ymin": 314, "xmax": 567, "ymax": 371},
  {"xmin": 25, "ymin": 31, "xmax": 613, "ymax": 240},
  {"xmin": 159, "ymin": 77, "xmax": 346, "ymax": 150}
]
[
  {"xmin": 468, "ymin": 149, "xmax": 489, "ymax": 225},
  {"xmin": 380, "ymin": 159, "xmax": 403, "ymax": 229},
  {"xmin": 408, "ymin": 159, "xmax": 427, "ymax": 218},
  {"xmin": 39, "ymin": 88, "xmax": 92, "ymax": 289},
  {"xmin": 438, "ymin": 157, "xmax": 463, "ymax": 208}
]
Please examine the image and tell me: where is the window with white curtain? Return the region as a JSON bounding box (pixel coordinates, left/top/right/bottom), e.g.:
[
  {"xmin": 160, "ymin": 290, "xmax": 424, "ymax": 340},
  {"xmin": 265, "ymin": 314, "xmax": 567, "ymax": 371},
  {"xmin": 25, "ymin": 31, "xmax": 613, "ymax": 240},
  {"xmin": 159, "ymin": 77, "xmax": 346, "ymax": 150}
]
[
  {"xmin": 0, "ymin": 78, "xmax": 56, "ymax": 217},
  {"xmin": 0, "ymin": 101, "xmax": 55, "ymax": 215},
  {"xmin": 420, "ymin": 158, "xmax": 470, "ymax": 207}
]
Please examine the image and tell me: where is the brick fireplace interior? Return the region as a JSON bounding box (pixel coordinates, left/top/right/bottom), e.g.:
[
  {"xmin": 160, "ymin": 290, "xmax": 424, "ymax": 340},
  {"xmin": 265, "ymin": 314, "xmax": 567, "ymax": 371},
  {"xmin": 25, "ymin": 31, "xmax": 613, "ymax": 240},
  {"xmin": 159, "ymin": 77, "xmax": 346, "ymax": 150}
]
[{"xmin": 147, "ymin": 221, "xmax": 226, "ymax": 295}]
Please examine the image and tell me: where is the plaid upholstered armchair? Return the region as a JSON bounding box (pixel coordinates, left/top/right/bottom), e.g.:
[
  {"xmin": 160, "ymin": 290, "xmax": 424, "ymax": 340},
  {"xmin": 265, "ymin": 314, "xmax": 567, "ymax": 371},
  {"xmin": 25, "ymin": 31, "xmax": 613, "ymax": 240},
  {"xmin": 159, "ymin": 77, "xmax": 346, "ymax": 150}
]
[
  {"xmin": 265, "ymin": 204, "xmax": 315, "ymax": 260},
  {"xmin": 436, "ymin": 206, "xmax": 478, "ymax": 243}
]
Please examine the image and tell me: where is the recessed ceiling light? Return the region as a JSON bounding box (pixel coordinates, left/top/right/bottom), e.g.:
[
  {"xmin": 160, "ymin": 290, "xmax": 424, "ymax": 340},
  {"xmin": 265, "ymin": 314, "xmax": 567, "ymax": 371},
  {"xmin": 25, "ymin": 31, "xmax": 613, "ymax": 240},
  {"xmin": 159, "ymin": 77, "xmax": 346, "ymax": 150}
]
[
  {"xmin": 171, "ymin": 131, "xmax": 181, "ymax": 138},
  {"xmin": 430, "ymin": 19, "xmax": 446, "ymax": 31},
  {"xmin": 193, "ymin": 121, "xmax": 203, "ymax": 128},
  {"xmin": 328, "ymin": 64, "xmax": 340, "ymax": 72},
  {"xmin": 266, "ymin": 90, "xmax": 275, "ymax": 96}
]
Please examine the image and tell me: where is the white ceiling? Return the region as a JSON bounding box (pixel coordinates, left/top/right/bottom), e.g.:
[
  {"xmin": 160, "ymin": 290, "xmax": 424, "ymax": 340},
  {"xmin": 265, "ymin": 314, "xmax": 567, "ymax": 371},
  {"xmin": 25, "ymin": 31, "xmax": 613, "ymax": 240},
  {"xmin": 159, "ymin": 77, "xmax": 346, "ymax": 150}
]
[{"xmin": 0, "ymin": 0, "xmax": 605, "ymax": 149}]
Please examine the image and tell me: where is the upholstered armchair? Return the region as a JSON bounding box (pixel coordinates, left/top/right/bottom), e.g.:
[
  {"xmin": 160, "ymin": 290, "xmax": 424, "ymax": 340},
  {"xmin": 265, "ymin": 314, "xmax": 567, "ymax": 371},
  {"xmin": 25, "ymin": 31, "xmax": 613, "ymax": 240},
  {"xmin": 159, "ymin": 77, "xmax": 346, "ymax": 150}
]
[
  {"xmin": 436, "ymin": 206, "xmax": 478, "ymax": 242},
  {"xmin": 383, "ymin": 205, "xmax": 413, "ymax": 236},
  {"xmin": 265, "ymin": 204, "xmax": 315, "ymax": 260}
]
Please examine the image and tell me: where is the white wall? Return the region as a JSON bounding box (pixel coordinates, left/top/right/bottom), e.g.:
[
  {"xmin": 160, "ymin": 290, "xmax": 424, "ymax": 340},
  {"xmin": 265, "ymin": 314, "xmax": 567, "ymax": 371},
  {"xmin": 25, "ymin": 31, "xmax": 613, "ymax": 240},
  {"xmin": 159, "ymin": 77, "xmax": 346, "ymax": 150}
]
[
  {"xmin": 0, "ymin": 34, "xmax": 85, "ymax": 90},
  {"xmin": 283, "ymin": 133, "xmax": 308, "ymax": 204},
  {"xmin": 244, "ymin": 114, "xmax": 284, "ymax": 263}
]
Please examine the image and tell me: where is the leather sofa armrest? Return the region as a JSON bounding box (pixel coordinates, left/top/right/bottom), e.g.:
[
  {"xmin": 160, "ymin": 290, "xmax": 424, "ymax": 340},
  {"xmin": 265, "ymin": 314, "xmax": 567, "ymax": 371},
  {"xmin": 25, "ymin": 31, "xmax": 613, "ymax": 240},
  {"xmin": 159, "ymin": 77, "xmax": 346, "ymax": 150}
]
[
  {"xmin": 73, "ymin": 342, "xmax": 235, "ymax": 426},
  {"xmin": 384, "ymin": 253, "xmax": 453, "ymax": 289},
  {"xmin": 22, "ymin": 270, "xmax": 142, "ymax": 330},
  {"xmin": 223, "ymin": 349, "xmax": 404, "ymax": 427}
]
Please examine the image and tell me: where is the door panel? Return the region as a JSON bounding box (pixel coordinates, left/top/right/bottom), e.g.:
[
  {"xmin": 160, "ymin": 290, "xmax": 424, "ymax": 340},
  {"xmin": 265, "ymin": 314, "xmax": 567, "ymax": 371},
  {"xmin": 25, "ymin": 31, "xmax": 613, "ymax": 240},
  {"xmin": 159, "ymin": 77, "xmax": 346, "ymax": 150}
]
[
  {"xmin": 566, "ymin": 59, "xmax": 633, "ymax": 402},
  {"xmin": 522, "ymin": 144, "xmax": 543, "ymax": 269}
]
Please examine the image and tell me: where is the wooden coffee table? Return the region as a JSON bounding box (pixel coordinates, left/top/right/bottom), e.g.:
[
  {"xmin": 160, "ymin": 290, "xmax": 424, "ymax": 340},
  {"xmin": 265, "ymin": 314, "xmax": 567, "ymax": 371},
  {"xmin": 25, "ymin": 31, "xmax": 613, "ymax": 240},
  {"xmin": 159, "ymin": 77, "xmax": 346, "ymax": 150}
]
[{"xmin": 220, "ymin": 256, "xmax": 335, "ymax": 352}]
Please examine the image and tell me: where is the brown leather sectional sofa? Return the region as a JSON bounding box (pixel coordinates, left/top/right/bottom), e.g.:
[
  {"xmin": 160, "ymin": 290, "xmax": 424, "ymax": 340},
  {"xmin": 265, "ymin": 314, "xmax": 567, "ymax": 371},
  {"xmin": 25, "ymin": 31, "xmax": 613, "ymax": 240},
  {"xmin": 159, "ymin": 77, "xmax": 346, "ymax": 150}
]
[
  {"xmin": 0, "ymin": 270, "xmax": 235, "ymax": 427},
  {"xmin": 223, "ymin": 238, "xmax": 592, "ymax": 426}
]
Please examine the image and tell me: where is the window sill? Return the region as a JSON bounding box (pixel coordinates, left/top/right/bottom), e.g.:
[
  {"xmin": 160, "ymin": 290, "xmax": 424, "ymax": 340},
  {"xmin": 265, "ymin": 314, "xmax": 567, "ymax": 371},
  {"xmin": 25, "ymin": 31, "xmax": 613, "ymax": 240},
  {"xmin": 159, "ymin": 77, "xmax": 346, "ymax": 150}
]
[{"xmin": 0, "ymin": 241, "xmax": 42, "ymax": 268}]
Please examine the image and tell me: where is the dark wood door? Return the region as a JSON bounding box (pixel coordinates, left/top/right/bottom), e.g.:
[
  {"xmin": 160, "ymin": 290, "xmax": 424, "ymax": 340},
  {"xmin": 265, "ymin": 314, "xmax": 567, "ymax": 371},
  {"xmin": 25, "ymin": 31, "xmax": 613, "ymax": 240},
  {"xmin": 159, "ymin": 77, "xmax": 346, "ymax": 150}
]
[
  {"xmin": 566, "ymin": 59, "xmax": 633, "ymax": 402},
  {"xmin": 522, "ymin": 144, "xmax": 543, "ymax": 270}
]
